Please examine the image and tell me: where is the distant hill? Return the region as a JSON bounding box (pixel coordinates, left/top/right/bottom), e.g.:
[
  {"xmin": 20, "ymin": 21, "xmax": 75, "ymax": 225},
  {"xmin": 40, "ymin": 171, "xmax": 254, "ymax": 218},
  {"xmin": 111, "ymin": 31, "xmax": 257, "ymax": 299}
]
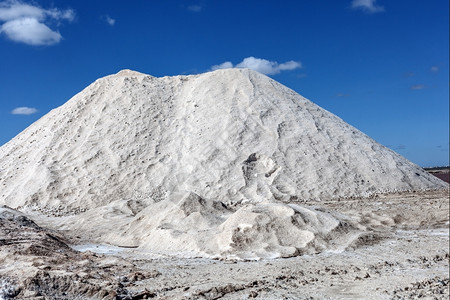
[{"xmin": 424, "ymin": 167, "xmax": 450, "ymax": 183}]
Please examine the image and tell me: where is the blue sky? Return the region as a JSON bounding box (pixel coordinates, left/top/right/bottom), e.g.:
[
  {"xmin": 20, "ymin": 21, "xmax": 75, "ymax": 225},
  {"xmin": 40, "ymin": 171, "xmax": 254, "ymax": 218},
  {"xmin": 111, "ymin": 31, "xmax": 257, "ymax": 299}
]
[{"xmin": 0, "ymin": 0, "xmax": 448, "ymax": 167}]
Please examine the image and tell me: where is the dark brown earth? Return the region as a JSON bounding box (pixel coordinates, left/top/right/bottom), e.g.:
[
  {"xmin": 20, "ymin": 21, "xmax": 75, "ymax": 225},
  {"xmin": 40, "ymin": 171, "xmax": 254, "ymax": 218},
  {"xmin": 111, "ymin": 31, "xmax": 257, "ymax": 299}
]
[
  {"xmin": 425, "ymin": 167, "xmax": 450, "ymax": 183},
  {"xmin": 431, "ymin": 173, "xmax": 450, "ymax": 184}
]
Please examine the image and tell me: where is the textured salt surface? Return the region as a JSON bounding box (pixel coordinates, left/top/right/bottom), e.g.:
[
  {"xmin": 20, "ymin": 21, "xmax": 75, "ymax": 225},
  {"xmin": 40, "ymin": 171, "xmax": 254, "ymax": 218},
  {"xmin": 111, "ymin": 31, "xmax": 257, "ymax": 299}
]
[{"xmin": 0, "ymin": 69, "xmax": 446, "ymax": 258}]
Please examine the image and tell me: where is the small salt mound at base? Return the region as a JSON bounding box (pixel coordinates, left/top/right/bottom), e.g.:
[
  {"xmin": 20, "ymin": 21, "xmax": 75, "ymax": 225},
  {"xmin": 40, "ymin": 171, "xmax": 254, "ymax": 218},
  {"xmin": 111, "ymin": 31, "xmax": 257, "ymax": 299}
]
[{"xmin": 72, "ymin": 192, "xmax": 366, "ymax": 260}]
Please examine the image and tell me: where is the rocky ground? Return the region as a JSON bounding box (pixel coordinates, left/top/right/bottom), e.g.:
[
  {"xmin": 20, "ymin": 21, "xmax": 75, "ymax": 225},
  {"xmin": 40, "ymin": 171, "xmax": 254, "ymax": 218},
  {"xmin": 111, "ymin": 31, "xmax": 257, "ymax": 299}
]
[{"xmin": 0, "ymin": 190, "xmax": 448, "ymax": 299}]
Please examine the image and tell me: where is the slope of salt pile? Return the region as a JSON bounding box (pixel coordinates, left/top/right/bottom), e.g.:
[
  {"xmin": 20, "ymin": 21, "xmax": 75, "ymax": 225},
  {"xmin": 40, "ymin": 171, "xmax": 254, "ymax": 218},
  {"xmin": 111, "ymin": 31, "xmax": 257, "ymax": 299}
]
[{"xmin": 0, "ymin": 69, "xmax": 446, "ymax": 258}]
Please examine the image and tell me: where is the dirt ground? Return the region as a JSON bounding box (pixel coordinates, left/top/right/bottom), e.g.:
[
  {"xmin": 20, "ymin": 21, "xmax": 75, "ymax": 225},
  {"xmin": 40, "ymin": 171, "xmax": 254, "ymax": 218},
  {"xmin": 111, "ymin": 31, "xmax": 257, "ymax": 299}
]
[{"xmin": 1, "ymin": 189, "xmax": 449, "ymax": 299}]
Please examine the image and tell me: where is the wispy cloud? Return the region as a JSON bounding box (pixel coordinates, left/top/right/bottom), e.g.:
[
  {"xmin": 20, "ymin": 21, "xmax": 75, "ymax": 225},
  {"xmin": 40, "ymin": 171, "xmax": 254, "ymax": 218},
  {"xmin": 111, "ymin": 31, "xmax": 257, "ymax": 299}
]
[
  {"xmin": 11, "ymin": 106, "xmax": 38, "ymax": 115},
  {"xmin": 212, "ymin": 61, "xmax": 233, "ymax": 70},
  {"xmin": 187, "ymin": 5, "xmax": 202, "ymax": 12},
  {"xmin": 336, "ymin": 93, "xmax": 350, "ymax": 97},
  {"xmin": 351, "ymin": 0, "xmax": 385, "ymax": 13},
  {"xmin": 404, "ymin": 72, "xmax": 415, "ymax": 78},
  {"xmin": 211, "ymin": 57, "xmax": 302, "ymax": 75},
  {"xmin": 0, "ymin": 0, "xmax": 74, "ymax": 45},
  {"xmin": 430, "ymin": 66, "xmax": 439, "ymax": 72},
  {"xmin": 103, "ymin": 15, "xmax": 115, "ymax": 26},
  {"xmin": 410, "ymin": 84, "xmax": 427, "ymax": 90}
]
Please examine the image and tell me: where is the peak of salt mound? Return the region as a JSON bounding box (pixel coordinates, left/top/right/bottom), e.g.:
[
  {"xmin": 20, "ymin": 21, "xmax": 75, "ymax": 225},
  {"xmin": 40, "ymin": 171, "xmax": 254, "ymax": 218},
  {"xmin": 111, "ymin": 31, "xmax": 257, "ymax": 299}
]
[
  {"xmin": 0, "ymin": 69, "xmax": 446, "ymax": 259},
  {"xmin": 114, "ymin": 69, "xmax": 148, "ymax": 77}
]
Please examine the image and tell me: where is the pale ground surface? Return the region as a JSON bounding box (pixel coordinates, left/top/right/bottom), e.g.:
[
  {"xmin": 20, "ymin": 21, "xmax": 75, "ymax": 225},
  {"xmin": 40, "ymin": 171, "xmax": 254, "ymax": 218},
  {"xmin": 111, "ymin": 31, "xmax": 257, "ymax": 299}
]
[{"xmin": 0, "ymin": 190, "xmax": 448, "ymax": 299}]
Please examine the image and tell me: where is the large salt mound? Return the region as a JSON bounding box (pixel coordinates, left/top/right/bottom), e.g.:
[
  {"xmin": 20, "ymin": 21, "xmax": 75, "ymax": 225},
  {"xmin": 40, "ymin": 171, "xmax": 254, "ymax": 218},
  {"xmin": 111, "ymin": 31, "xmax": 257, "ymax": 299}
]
[{"xmin": 0, "ymin": 69, "xmax": 446, "ymax": 258}]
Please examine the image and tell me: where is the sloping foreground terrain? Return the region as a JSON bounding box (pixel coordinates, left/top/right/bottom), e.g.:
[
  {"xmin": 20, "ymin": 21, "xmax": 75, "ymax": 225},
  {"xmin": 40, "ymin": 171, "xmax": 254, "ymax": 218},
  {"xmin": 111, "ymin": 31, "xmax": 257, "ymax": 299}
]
[
  {"xmin": 0, "ymin": 69, "xmax": 447, "ymax": 259},
  {"xmin": 0, "ymin": 190, "xmax": 448, "ymax": 299}
]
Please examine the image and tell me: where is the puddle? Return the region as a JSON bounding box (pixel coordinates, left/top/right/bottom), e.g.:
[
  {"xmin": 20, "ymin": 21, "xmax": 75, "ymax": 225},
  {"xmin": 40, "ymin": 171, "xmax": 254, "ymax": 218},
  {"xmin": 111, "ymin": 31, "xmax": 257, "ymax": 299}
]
[{"xmin": 70, "ymin": 243, "xmax": 127, "ymax": 254}]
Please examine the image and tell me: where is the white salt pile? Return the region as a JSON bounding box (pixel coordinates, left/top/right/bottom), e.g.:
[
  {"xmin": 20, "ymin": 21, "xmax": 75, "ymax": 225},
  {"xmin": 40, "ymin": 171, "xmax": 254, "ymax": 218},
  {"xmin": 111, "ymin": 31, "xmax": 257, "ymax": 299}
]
[{"xmin": 0, "ymin": 69, "xmax": 446, "ymax": 258}]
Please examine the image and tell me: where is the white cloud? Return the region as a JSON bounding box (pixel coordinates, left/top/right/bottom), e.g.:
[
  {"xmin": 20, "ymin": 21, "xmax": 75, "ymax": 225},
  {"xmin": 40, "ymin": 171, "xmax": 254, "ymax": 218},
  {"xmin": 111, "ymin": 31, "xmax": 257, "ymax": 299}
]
[
  {"xmin": 277, "ymin": 60, "xmax": 302, "ymax": 71},
  {"xmin": 0, "ymin": 0, "xmax": 74, "ymax": 45},
  {"xmin": 45, "ymin": 8, "xmax": 74, "ymax": 22},
  {"xmin": 1, "ymin": 17, "xmax": 61, "ymax": 45},
  {"xmin": 105, "ymin": 15, "xmax": 115, "ymax": 26},
  {"xmin": 211, "ymin": 57, "xmax": 302, "ymax": 75},
  {"xmin": 187, "ymin": 5, "xmax": 202, "ymax": 12},
  {"xmin": 0, "ymin": 1, "xmax": 74, "ymax": 22},
  {"xmin": 351, "ymin": 0, "xmax": 384, "ymax": 13},
  {"xmin": 211, "ymin": 61, "xmax": 233, "ymax": 71},
  {"xmin": 0, "ymin": 1, "xmax": 43, "ymax": 21},
  {"xmin": 11, "ymin": 106, "xmax": 38, "ymax": 115}
]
